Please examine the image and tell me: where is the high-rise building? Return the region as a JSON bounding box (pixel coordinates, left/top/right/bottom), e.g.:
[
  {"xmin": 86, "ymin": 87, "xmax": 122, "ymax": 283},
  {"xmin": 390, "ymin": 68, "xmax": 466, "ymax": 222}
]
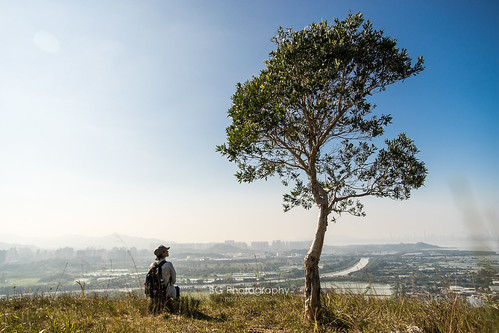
[{"xmin": 251, "ymin": 241, "xmax": 269, "ymax": 251}]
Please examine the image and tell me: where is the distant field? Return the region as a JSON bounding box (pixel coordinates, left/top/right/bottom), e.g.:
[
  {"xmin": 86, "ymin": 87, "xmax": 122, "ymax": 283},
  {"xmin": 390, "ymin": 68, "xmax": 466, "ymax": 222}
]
[{"xmin": 2, "ymin": 278, "xmax": 40, "ymax": 288}]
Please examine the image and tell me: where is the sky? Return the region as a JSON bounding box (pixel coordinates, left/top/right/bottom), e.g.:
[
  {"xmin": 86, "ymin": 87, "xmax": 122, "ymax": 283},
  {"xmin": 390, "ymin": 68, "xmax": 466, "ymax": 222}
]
[{"xmin": 0, "ymin": 0, "xmax": 498, "ymax": 249}]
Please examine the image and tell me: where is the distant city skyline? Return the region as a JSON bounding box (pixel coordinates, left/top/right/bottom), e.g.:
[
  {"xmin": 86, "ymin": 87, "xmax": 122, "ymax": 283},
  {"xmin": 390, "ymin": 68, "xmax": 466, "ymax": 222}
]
[
  {"xmin": 1, "ymin": 232, "xmax": 497, "ymax": 253},
  {"xmin": 0, "ymin": 1, "xmax": 497, "ymax": 247}
]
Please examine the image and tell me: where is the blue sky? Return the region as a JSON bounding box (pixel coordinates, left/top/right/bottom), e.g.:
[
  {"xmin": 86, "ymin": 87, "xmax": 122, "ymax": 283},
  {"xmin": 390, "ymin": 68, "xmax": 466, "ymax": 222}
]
[{"xmin": 0, "ymin": 0, "xmax": 497, "ymax": 247}]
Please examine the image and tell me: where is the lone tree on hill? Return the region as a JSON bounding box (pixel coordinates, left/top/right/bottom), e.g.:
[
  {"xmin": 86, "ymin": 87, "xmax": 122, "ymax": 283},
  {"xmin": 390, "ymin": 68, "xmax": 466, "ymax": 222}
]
[{"xmin": 217, "ymin": 13, "xmax": 427, "ymax": 320}]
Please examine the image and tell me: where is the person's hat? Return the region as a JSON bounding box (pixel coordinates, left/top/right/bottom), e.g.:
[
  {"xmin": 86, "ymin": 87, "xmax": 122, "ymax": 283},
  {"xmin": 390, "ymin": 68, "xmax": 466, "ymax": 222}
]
[{"xmin": 154, "ymin": 245, "xmax": 170, "ymax": 256}]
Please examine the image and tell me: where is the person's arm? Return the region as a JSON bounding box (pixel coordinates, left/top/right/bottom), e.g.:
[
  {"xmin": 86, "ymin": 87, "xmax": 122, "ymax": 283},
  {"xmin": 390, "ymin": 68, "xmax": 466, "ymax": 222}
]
[
  {"xmin": 162, "ymin": 262, "xmax": 175, "ymax": 285},
  {"xmin": 169, "ymin": 263, "xmax": 176, "ymax": 284}
]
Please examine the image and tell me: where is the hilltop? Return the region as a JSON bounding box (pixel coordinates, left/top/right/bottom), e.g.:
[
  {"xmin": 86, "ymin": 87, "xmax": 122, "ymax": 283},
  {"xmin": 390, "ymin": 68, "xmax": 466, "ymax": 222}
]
[{"xmin": 1, "ymin": 292, "xmax": 497, "ymax": 332}]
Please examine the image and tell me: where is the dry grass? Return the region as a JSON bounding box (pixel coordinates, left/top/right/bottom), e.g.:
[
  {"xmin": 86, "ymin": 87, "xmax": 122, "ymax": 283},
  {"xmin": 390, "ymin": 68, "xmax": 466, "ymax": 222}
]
[
  {"xmin": 0, "ymin": 291, "xmax": 497, "ymax": 332},
  {"xmin": 320, "ymin": 291, "xmax": 499, "ymax": 332}
]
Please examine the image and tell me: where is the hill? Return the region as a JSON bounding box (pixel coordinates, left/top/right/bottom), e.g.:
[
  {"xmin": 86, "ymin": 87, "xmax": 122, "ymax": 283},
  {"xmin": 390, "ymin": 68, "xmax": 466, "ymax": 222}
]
[
  {"xmin": 1, "ymin": 292, "xmax": 497, "ymax": 332},
  {"xmin": 0, "ymin": 233, "xmax": 168, "ymax": 250}
]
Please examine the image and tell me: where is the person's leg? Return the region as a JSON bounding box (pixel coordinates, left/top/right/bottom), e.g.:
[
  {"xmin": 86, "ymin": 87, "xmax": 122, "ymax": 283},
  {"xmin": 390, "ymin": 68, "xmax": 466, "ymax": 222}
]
[{"xmin": 149, "ymin": 296, "xmax": 161, "ymax": 315}]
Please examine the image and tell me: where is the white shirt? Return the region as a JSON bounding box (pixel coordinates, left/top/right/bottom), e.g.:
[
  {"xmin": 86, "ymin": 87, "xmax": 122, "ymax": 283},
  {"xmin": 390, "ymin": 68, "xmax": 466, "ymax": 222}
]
[{"xmin": 151, "ymin": 258, "xmax": 176, "ymax": 298}]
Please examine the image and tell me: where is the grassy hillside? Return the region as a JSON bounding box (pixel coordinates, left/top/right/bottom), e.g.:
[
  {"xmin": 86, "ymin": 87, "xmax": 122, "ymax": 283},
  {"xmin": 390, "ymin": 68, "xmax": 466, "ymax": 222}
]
[{"xmin": 1, "ymin": 291, "xmax": 497, "ymax": 332}]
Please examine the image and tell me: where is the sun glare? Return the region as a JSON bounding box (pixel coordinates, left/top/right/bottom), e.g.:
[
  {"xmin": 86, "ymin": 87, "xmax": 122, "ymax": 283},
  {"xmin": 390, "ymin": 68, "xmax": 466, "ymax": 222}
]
[{"xmin": 33, "ymin": 31, "xmax": 60, "ymax": 53}]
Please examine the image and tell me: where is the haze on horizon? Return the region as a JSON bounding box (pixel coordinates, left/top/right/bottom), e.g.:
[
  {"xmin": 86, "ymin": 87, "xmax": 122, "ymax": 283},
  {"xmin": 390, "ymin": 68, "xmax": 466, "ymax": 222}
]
[{"xmin": 0, "ymin": 1, "xmax": 497, "ymax": 249}]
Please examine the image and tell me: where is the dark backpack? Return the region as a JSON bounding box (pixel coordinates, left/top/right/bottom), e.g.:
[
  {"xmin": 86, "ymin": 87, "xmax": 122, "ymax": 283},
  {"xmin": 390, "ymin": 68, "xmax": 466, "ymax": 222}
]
[{"xmin": 145, "ymin": 260, "xmax": 167, "ymax": 297}]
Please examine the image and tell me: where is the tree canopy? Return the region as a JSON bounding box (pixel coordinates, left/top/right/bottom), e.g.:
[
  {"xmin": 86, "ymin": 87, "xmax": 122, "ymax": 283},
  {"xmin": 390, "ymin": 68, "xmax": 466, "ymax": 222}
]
[{"xmin": 217, "ymin": 13, "xmax": 427, "ymax": 220}]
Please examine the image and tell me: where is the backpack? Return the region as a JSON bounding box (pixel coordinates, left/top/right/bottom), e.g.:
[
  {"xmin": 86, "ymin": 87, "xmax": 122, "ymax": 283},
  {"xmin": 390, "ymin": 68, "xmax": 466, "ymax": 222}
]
[{"xmin": 145, "ymin": 260, "xmax": 167, "ymax": 297}]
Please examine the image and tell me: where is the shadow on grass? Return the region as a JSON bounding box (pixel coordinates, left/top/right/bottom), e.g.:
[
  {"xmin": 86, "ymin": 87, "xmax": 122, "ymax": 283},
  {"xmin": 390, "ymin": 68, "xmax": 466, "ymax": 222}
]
[
  {"xmin": 190, "ymin": 310, "xmax": 227, "ymax": 322},
  {"xmin": 162, "ymin": 309, "xmax": 227, "ymax": 322},
  {"xmin": 162, "ymin": 296, "xmax": 228, "ymax": 323}
]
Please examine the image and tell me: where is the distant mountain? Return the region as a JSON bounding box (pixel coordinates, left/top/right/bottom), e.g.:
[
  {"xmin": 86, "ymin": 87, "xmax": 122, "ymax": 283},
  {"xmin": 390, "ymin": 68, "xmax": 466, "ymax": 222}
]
[
  {"xmin": 205, "ymin": 243, "xmax": 249, "ymax": 254},
  {"xmin": 0, "ymin": 241, "xmax": 30, "ymax": 251},
  {"xmin": 325, "ymin": 242, "xmax": 442, "ymax": 253},
  {"xmin": 0, "ymin": 233, "xmax": 169, "ymax": 250},
  {"xmin": 414, "ymin": 242, "xmax": 441, "ymax": 249},
  {"xmin": 0, "ymin": 232, "xmax": 445, "ymax": 254}
]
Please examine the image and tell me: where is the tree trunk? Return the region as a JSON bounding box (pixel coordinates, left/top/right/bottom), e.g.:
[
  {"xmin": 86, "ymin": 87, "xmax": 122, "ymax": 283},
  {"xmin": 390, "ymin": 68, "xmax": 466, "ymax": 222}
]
[{"xmin": 304, "ymin": 204, "xmax": 329, "ymax": 321}]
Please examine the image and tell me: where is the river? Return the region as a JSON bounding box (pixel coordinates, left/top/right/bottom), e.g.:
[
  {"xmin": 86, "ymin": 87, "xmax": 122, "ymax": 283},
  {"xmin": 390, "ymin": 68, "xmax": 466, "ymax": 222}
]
[
  {"xmin": 321, "ymin": 257, "xmax": 370, "ymax": 277},
  {"xmin": 320, "ymin": 257, "xmax": 393, "ymax": 296}
]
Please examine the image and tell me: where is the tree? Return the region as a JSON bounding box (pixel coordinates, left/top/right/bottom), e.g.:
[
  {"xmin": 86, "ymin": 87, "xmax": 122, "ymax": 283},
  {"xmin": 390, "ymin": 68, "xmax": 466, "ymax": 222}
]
[{"xmin": 217, "ymin": 13, "xmax": 427, "ymax": 320}]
